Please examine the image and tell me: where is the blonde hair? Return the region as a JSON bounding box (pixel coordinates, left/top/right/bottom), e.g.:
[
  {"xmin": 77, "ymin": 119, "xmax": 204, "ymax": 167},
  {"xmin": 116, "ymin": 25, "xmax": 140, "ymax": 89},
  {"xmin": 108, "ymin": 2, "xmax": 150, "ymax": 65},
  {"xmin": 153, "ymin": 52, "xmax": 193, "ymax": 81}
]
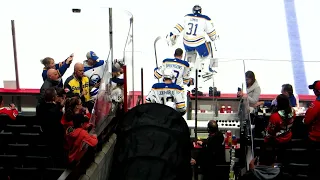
[{"xmin": 40, "ymin": 57, "xmax": 54, "ymax": 68}]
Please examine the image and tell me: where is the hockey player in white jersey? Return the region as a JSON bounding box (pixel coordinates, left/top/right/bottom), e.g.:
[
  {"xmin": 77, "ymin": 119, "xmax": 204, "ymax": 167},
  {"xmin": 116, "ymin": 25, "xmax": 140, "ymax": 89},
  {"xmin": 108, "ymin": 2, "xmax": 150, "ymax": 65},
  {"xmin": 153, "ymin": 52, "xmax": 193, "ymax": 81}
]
[
  {"xmin": 154, "ymin": 48, "xmax": 192, "ymax": 88},
  {"xmin": 146, "ymin": 69, "xmax": 186, "ymax": 115},
  {"xmin": 167, "ymin": 5, "xmax": 217, "ymax": 90}
]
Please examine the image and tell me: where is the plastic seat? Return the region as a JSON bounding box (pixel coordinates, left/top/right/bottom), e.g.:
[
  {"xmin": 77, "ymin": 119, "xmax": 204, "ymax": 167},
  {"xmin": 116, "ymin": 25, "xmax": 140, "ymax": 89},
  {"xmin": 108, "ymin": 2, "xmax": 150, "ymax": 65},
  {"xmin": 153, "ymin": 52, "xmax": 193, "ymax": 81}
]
[
  {"xmin": 0, "ymin": 166, "xmax": 9, "ymax": 180},
  {"xmin": 10, "ymin": 167, "xmax": 42, "ymax": 180},
  {"xmin": 0, "ymin": 155, "xmax": 20, "ymax": 168},
  {"xmin": 7, "ymin": 144, "xmax": 30, "ymax": 155},
  {"xmin": 290, "ymin": 139, "xmax": 307, "ymax": 148},
  {"xmin": 0, "ymin": 115, "xmax": 11, "ymax": 131},
  {"xmin": 28, "ymin": 145, "xmax": 50, "ymax": 156},
  {"xmin": 17, "ymin": 133, "xmax": 42, "ymax": 144},
  {"xmin": 23, "ymin": 156, "xmax": 52, "ymax": 168},
  {"xmin": 287, "ymin": 163, "xmax": 309, "ymax": 176},
  {"xmin": 15, "ymin": 114, "xmax": 40, "ymax": 127},
  {"xmin": 285, "ymin": 148, "xmax": 309, "ymax": 164},
  {"xmin": 44, "ymin": 168, "xmax": 65, "ymax": 180},
  {"xmin": 4, "ymin": 125, "xmax": 28, "ymax": 133},
  {"xmin": 5, "ymin": 124, "xmax": 42, "ymax": 133},
  {"xmin": 0, "ymin": 132, "xmax": 15, "ymax": 151}
]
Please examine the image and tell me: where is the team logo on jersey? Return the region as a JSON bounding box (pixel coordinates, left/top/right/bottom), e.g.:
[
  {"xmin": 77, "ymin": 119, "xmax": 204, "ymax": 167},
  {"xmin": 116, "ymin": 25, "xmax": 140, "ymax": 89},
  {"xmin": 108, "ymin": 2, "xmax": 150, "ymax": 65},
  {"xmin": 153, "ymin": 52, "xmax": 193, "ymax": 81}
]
[{"xmin": 309, "ymin": 103, "xmax": 315, "ymax": 109}]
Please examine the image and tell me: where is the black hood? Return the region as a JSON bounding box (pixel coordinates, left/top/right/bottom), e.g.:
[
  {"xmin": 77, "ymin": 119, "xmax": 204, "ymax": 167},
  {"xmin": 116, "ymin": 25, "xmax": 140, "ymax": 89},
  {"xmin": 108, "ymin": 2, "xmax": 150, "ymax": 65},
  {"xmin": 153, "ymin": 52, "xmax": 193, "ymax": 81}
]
[{"xmin": 253, "ymin": 165, "xmax": 280, "ymax": 180}]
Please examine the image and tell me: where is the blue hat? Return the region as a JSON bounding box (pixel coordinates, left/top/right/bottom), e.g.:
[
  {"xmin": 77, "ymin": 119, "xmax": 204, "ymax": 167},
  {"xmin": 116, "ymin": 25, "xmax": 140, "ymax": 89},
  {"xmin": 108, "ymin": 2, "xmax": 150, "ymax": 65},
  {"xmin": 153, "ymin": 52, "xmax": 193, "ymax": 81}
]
[{"xmin": 86, "ymin": 51, "xmax": 99, "ymax": 61}]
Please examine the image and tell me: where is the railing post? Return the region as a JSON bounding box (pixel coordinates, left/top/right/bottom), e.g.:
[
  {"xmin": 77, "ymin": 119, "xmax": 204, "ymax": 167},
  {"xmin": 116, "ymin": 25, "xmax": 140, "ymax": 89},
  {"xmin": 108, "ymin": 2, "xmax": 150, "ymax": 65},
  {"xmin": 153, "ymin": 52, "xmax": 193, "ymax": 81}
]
[
  {"xmin": 123, "ymin": 65, "xmax": 128, "ymax": 112},
  {"xmin": 141, "ymin": 68, "xmax": 144, "ymax": 104},
  {"xmin": 11, "ymin": 20, "xmax": 20, "ymax": 90}
]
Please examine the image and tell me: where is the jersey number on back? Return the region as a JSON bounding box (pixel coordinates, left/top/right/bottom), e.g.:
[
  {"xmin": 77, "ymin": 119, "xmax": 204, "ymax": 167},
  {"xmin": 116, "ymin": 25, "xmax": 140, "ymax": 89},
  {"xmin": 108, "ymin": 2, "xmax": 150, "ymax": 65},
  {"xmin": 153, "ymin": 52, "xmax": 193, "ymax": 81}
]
[
  {"xmin": 161, "ymin": 97, "xmax": 174, "ymax": 104},
  {"xmin": 186, "ymin": 23, "xmax": 198, "ymax": 36},
  {"xmin": 173, "ymin": 70, "xmax": 180, "ymax": 84}
]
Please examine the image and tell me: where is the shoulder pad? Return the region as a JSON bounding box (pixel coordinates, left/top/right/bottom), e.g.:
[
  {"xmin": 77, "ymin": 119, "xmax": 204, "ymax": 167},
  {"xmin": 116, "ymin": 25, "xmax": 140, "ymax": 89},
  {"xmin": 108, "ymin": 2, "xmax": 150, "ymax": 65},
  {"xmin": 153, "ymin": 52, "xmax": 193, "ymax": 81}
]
[
  {"xmin": 163, "ymin": 58, "xmax": 189, "ymax": 67},
  {"xmin": 152, "ymin": 83, "xmax": 164, "ymax": 89}
]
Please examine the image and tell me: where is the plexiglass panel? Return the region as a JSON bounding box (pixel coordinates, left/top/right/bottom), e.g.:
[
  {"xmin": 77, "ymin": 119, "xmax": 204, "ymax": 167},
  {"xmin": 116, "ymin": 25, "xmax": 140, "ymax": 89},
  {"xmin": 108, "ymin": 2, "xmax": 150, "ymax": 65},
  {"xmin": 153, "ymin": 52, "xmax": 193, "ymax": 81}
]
[
  {"xmin": 243, "ymin": 59, "xmax": 295, "ymax": 95},
  {"xmin": 0, "ymin": 20, "xmax": 16, "ymax": 88},
  {"xmin": 13, "ymin": 9, "xmax": 110, "ymax": 89}
]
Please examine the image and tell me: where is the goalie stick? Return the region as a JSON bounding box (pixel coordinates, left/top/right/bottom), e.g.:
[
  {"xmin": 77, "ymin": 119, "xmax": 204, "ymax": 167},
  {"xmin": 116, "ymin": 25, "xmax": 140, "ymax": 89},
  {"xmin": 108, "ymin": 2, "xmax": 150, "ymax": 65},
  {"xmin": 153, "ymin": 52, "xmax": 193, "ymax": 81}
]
[{"xmin": 154, "ymin": 36, "xmax": 162, "ymax": 82}]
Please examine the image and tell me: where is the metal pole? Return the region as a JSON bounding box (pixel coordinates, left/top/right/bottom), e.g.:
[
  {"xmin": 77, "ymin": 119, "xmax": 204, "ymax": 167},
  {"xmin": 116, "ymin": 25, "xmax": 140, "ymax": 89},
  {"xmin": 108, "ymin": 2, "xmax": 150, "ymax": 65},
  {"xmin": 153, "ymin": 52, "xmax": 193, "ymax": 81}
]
[
  {"xmin": 131, "ymin": 17, "xmax": 135, "ymax": 106},
  {"xmin": 141, "ymin": 68, "xmax": 144, "ymax": 104},
  {"xmin": 194, "ymin": 69, "xmax": 198, "ymax": 140},
  {"xmin": 123, "ymin": 65, "xmax": 128, "ymax": 112},
  {"xmin": 11, "ymin": 20, "xmax": 20, "ymax": 90},
  {"xmin": 109, "ymin": 8, "xmax": 113, "ymax": 67}
]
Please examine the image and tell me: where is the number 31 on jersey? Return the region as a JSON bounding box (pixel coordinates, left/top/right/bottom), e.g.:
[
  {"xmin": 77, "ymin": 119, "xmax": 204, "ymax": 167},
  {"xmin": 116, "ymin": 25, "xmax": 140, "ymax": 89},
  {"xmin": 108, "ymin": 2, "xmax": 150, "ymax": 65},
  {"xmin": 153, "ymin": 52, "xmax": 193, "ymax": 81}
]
[{"xmin": 186, "ymin": 23, "xmax": 198, "ymax": 36}]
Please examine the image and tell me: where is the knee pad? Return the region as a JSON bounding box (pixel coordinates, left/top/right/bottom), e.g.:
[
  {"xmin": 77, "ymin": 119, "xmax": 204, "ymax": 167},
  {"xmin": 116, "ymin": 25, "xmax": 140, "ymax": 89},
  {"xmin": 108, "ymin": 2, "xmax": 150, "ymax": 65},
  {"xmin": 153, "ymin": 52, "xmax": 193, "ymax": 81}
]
[{"xmin": 185, "ymin": 51, "xmax": 197, "ymax": 65}]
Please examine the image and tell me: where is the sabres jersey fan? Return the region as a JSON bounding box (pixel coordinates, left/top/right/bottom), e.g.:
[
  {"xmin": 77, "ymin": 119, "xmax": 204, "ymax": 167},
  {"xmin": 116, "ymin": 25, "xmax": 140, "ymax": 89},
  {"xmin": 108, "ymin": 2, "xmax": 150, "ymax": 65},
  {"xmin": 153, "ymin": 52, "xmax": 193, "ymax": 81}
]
[
  {"xmin": 84, "ymin": 51, "xmax": 105, "ymax": 84},
  {"xmin": 167, "ymin": 5, "xmax": 216, "ymax": 74},
  {"xmin": 154, "ymin": 48, "xmax": 190, "ymax": 88},
  {"xmin": 147, "ymin": 69, "xmax": 186, "ymax": 115}
]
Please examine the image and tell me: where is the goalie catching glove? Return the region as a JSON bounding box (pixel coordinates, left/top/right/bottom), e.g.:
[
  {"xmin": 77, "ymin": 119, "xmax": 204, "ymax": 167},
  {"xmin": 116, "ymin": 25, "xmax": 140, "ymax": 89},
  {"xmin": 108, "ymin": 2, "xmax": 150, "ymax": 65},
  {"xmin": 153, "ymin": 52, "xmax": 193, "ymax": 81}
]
[{"xmin": 166, "ymin": 32, "xmax": 178, "ymax": 46}]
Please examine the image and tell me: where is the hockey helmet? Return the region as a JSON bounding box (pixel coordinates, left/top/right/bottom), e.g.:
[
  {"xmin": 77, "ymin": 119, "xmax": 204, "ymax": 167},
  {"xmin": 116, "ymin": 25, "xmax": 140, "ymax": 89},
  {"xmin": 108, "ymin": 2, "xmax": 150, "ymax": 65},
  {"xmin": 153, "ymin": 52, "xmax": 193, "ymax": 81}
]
[
  {"xmin": 193, "ymin": 5, "xmax": 202, "ymax": 14},
  {"xmin": 163, "ymin": 69, "xmax": 175, "ymax": 80}
]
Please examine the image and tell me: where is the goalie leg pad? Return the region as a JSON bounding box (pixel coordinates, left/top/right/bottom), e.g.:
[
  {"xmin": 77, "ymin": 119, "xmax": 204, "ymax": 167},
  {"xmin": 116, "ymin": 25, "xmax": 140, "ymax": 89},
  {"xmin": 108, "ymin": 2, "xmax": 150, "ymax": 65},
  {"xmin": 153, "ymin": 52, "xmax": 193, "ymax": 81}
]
[{"xmin": 185, "ymin": 50, "xmax": 197, "ymax": 67}]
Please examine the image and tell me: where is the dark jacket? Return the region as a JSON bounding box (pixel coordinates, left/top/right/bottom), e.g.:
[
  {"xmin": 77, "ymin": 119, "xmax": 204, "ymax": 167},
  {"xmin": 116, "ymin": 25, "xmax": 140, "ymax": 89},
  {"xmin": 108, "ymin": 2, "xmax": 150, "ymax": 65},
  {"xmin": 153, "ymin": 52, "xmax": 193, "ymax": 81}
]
[
  {"xmin": 36, "ymin": 102, "xmax": 64, "ymax": 156},
  {"xmin": 198, "ymin": 131, "xmax": 226, "ymax": 180},
  {"xmin": 240, "ymin": 166, "xmax": 292, "ymax": 180},
  {"xmin": 38, "ymin": 79, "xmax": 60, "ymax": 104},
  {"xmin": 42, "ymin": 61, "xmax": 70, "ymax": 87}
]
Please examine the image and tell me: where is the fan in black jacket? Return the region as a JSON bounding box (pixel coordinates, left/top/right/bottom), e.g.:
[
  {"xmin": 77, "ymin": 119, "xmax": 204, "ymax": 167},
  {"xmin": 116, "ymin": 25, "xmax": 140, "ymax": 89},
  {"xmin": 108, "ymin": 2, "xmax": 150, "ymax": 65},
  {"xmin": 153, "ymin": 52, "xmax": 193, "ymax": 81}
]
[
  {"xmin": 196, "ymin": 120, "xmax": 226, "ymax": 180},
  {"xmin": 36, "ymin": 88, "xmax": 65, "ymax": 157}
]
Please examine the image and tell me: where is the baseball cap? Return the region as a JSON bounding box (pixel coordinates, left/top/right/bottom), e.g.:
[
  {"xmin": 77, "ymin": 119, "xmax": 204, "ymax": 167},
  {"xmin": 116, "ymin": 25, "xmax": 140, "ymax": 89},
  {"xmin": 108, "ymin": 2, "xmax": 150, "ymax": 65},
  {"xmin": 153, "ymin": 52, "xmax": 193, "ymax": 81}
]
[
  {"xmin": 308, "ymin": 80, "xmax": 320, "ymax": 90},
  {"xmin": 86, "ymin": 51, "xmax": 99, "ymax": 61}
]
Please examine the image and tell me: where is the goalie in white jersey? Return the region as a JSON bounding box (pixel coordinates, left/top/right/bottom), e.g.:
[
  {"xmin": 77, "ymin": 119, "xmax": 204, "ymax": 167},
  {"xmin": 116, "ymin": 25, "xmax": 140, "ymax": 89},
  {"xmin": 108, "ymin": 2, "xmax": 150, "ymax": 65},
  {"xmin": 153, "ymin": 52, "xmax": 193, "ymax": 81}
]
[
  {"xmin": 154, "ymin": 48, "xmax": 192, "ymax": 88},
  {"xmin": 146, "ymin": 69, "xmax": 186, "ymax": 115},
  {"xmin": 167, "ymin": 5, "xmax": 217, "ymax": 89}
]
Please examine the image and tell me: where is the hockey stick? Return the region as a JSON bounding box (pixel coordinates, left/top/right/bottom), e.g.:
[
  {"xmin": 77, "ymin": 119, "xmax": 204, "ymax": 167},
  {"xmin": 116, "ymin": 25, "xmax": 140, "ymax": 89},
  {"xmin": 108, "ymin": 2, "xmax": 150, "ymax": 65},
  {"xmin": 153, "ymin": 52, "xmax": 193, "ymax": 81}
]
[
  {"xmin": 154, "ymin": 36, "xmax": 161, "ymax": 68},
  {"xmin": 154, "ymin": 36, "xmax": 162, "ymax": 83}
]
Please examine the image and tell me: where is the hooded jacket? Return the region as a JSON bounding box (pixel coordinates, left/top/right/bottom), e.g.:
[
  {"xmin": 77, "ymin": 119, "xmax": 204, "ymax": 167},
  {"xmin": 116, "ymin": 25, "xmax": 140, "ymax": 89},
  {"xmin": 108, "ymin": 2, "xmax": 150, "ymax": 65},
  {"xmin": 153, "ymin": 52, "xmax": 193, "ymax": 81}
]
[
  {"xmin": 241, "ymin": 165, "xmax": 291, "ymax": 180},
  {"xmin": 265, "ymin": 109, "xmax": 295, "ymax": 143},
  {"xmin": 66, "ymin": 126, "xmax": 98, "ymax": 162},
  {"xmin": 247, "ymin": 81, "xmax": 261, "ymax": 106}
]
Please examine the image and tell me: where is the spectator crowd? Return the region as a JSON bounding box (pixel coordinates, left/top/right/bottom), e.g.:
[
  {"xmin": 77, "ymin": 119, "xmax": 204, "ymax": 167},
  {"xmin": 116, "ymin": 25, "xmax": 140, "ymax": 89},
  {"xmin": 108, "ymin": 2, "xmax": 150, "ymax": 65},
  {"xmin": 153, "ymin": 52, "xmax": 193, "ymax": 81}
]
[{"xmin": 0, "ymin": 51, "xmax": 125, "ymax": 166}]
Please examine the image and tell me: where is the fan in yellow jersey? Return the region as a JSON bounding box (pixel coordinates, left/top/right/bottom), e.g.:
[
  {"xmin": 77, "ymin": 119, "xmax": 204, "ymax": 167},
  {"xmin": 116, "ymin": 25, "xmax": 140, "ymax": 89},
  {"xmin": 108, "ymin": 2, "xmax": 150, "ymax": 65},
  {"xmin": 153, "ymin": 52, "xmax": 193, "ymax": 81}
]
[{"xmin": 64, "ymin": 63, "xmax": 93, "ymax": 112}]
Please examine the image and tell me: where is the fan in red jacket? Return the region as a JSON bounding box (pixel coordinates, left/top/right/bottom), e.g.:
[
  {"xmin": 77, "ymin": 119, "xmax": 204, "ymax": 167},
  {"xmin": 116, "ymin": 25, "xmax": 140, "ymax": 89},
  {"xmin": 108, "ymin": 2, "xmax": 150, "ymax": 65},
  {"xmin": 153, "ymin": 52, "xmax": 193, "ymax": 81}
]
[
  {"xmin": 265, "ymin": 94, "xmax": 296, "ymax": 144},
  {"xmin": 65, "ymin": 114, "xmax": 98, "ymax": 163},
  {"xmin": 304, "ymin": 81, "xmax": 320, "ymax": 142},
  {"xmin": 0, "ymin": 96, "xmax": 18, "ymax": 120},
  {"xmin": 304, "ymin": 81, "xmax": 320, "ymax": 179}
]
